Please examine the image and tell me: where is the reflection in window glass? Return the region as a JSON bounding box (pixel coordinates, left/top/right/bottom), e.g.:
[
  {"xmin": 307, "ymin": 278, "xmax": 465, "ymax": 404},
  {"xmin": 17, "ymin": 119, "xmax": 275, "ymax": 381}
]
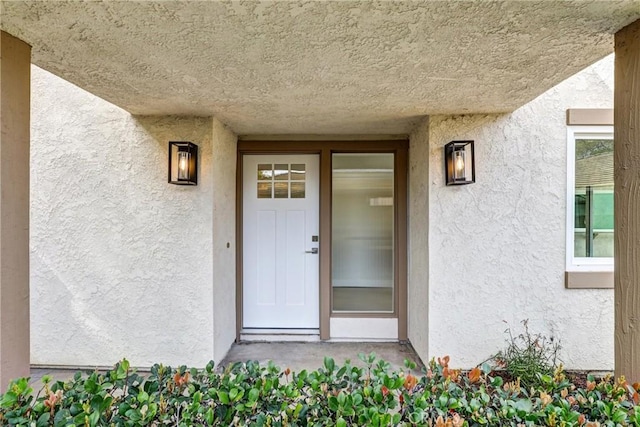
[
  {"xmin": 256, "ymin": 163, "xmax": 307, "ymax": 200},
  {"xmin": 331, "ymin": 153, "xmax": 394, "ymax": 313},
  {"xmin": 291, "ymin": 164, "xmax": 306, "ymax": 180},
  {"xmin": 291, "ymin": 182, "xmax": 305, "ymax": 198},
  {"xmin": 257, "ymin": 164, "xmax": 272, "ymax": 180},
  {"xmin": 274, "ymin": 182, "xmax": 288, "ymax": 198},
  {"xmin": 257, "ymin": 182, "xmax": 272, "ymax": 198},
  {"xmin": 274, "ymin": 164, "xmax": 289, "ymax": 180},
  {"xmin": 574, "ymin": 138, "xmax": 613, "ymax": 257}
]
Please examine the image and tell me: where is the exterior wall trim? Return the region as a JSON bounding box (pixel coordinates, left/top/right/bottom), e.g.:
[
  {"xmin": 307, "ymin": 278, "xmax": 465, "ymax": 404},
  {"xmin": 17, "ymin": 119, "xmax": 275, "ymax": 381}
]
[
  {"xmin": 566, "ymin": 108, "xmax": 614, "ymax": 126},
  {"xmin": 565, "ymin": 271, "xmax": 614, "ymax": 289}
]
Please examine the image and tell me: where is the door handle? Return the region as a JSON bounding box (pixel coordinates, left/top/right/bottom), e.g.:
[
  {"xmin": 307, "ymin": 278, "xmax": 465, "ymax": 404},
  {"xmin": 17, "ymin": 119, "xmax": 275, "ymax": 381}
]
[{"xmin": 305, "ymin": 248, "xmax": 319, "ymax": 254}]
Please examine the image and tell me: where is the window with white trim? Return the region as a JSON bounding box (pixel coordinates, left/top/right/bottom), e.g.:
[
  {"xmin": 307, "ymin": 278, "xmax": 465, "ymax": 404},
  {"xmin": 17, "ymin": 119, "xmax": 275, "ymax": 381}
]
[{"xmin": 566, "ymin": 126, "xmax": 614, "ymax": 271}]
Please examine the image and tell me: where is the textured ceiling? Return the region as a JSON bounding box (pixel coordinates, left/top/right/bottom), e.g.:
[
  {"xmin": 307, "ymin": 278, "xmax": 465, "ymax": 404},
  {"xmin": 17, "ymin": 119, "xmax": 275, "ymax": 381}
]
[{"xmin": 1, "ymin": 1, "xmax": 639, "ymax": 134}]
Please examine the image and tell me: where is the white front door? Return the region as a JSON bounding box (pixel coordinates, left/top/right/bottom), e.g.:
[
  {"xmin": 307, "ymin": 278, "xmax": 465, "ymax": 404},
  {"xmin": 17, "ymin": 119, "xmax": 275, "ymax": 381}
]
[{"xmin": 242, "ymin": 155, "xmax": 319, "ymax": 329}]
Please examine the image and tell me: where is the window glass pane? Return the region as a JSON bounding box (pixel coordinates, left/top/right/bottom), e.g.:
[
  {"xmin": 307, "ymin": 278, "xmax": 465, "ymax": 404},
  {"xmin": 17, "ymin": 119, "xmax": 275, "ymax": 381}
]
[
  {"xmin": 274, "ymin": 182, "xmax": 288, "ymax": 198},
  {"xmin": 257, "ymin": 164, "xmax": 272, "ymax": 181},
  {"xmin": 257, "ymin": 182, "xmax": 272, "ymax": 198},
  {"xmin": 291, "ymin": 182, "xmax": 305, "ymax": 198},
  {"xmin": 274, "ymin": 164, "xmax": 289, "ymax": 180},
  {"xmin": 291, "ymin": 164, "xmax": 306, "ymax": 180},
  {"xmin": 331, "ymin": 153, "xmax": 394, "ymax": 313},
  {"xmin": 574, "ymin": 138, "xmax": 613, "ymax": 258}
]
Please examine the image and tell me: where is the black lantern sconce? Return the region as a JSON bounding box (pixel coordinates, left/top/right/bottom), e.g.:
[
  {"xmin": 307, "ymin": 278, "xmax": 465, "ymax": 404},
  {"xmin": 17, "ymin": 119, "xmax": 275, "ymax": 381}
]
[
  {"xmin": 444, "ymin": 140, "xmax": 475, "ymax": 185},
  {"xmin": 168, "ymin": 141, "xmax": 198, "ymax": 185}
]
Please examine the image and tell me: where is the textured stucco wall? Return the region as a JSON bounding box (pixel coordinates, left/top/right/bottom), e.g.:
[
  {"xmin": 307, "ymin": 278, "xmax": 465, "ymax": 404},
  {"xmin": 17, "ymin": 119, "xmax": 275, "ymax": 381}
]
[
  {"xmin": 211, "ymin": 118, "xmax": 237, "ymax": 363},
  {"xmin": 3, "ymin": 2, "xmax": 637, "ymax": 134},
  {"xmin": 30, "ymin": 66, "xmax": 229, "ymax": 367},
  {"xmin": 408, "ymin": 118, "xmax": 430, "ymax": 359},
  {"xmin": 426, "ymin": 55, "xmax": 614, "ymax": 369},
  {"xmin": 31, "ymin": 48, "xmax": 616, "ymax": 370}
]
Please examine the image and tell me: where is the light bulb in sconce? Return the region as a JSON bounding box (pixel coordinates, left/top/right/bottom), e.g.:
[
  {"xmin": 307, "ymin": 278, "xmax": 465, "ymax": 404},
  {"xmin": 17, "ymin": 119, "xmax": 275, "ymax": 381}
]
[
  {"xmin": 177, "ymin": 151, "xmax": 191, "ymax": 180},
  {"xmin": 454, "ymin": 150, "xmax": 466, "ymax": 179}
]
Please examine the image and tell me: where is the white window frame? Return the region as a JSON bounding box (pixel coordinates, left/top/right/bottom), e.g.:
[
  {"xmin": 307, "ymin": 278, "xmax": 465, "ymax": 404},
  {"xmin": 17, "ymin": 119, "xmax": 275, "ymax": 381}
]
[{"xmin": 566, "ymin": 125, "xmax": 614, "ymax": 272}]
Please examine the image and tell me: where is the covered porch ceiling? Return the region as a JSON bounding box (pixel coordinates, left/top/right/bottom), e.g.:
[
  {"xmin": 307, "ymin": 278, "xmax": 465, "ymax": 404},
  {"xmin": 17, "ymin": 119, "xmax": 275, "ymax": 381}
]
[{"xmin": 1, "ymin": 1, "xmax": 639, "ymax": 135}]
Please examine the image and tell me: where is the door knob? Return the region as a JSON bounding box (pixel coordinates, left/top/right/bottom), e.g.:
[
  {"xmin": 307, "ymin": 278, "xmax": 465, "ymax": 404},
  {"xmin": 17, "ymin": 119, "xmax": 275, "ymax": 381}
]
[{"xmin": 305, "ymin": 248, "xmax": 319, "ymax": 254}]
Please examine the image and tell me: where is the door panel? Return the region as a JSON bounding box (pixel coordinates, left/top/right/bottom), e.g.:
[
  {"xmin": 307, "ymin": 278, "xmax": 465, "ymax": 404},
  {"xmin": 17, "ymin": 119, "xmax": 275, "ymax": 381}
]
[{"xmin": 243, "ymin": 154, "xmax": 319, "ymax": 328}]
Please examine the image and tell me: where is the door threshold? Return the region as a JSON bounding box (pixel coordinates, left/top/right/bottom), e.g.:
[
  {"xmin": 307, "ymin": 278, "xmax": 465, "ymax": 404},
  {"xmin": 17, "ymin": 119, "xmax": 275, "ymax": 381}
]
[{"xmin": 240, "ymin": 328, "xmax": 320, "ymax": 342}]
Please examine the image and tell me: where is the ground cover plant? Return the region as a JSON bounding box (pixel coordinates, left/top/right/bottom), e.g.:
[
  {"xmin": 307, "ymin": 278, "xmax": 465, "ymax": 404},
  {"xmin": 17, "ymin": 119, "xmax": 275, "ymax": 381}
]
[
  {"xmin": 2, "ymin": 354, "xmax": 640, "ymax": 426},
  {"xmin": 489, "ymin": 320, "xmax": 562, "ymax": 390}
]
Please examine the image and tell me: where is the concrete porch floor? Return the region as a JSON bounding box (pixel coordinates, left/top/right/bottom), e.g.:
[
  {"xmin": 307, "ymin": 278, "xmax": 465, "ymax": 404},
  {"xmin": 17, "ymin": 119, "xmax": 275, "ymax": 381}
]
[
  {"xmin": 219, "ymin": 341, "xmax": 424, "ymax": 373},
  {"xmin": 25, "ymin": 342, "xmax": 423, "ymax": 391}
]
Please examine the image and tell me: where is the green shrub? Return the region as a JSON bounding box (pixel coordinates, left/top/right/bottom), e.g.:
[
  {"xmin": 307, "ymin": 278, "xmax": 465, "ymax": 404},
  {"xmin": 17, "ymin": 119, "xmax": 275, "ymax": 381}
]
[{"xmin": 1, "ymin": 353, "xmax": 639, "ymax": 426}]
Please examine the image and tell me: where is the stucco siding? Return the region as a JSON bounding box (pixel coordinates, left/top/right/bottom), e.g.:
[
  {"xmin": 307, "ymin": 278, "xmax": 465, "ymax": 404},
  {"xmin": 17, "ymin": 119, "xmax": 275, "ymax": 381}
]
[
  {"xmin": 427, "ymin": 55, "xmax": 614, "ymax": 369},
  {"xmin": 31, "ymin": 66, "xmax": 217, "ymax": 367},
  {"xmin": 408, "ymin": 118, "xmax": 430, "ymax": 359},
  {"xmin": 30, "ymin": 51, "xmax": 616, "ymax": 370},
  {"xmin": 211, "ymin": 118, "xmax": 237, "ymax": 364}
]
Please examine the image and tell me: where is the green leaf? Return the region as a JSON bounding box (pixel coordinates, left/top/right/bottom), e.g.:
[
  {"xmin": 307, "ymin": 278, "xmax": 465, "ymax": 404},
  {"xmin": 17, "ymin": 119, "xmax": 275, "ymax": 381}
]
[
  {"xmin": 205, "ymin": 407, "xmax": 214, "ymax": 426},
  {"xmin": 337, "ymin": 366, "xmax": 347, "ymax": 378},
  {"xmin": 538, "ymin": 374, "xmax": 553, "ymax": 385},
  {"xmin": 88, "ymin": 410, "xmax": 100, "ymax": 427},
  {"xmin": 337, "ymin": 391, "xmax": 346, "ymax": 406},
  {"xmin": 324, "ymin": 357, "xmax": 335, "ymax": 373},
  {"xmin": 392, "ymin": 413, "xmax": 402, "ymax": 424},
  {"xmin": 438, "ymin": 394, "xmax": 449, "ymax": 408},
  {"xmin": 36, "ymin": 412, "xmax": 50, "ymax": 427},
  {"xmin": 363, "ymin": 386, "xmax": 372, "ymax": 398},
  {"xmin": 0, "ymin": 391, "xmax": 18, "ymax": 407},
  {"xmin": 232, "ymin": 389, "xmax": 244, "ymax": 402},
  {"xmin": 336, "ymin": 417, "xmax": 347, "ymax": 427},
  {"xmin": 217, "ymin": 391, "xmax": 230, "ymax": 404},
  {"xmin": 293, "ymin": 403, "xmax": 303, "ymax": 418},
  {"xmin": 353, "ymin": 393, "xmax": 363, "ymax": 406},
  {"xmin": 514, "ymin": 399, "xmax": 533, "ymax": 413},
  {"xmin": 69, "ymin": 402, "xmax": 83, "ymax": 416},
  {"xmin": 147, "ymin": 402, "xmax": 158, "ymax": 419},
  {"xmin": 328, "ymin": 396, "xmax": 339, "ymax": 412},
  {"xmin": 125, "ymin": 408, "xmax": 142, "ymax": 422},
  {"xmin": 248, "ymin": 388, "xmax": 260, "ymax": 403},
  {"xmin": 84, "ymin": 377, "xmax": 98, "ymax": 394},
  {"xmin": 137, "ymin": 390, "xmax": 149, "ymax": 403},
  {"xmin": 410, "ymin": 410, "xmax": 424, "ymax": 424}
]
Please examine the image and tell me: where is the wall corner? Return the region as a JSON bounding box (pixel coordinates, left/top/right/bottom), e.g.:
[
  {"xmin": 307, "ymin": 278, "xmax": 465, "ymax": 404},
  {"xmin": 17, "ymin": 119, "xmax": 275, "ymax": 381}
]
[
  {"xmin": 211, "ymin": 117, "xmax": 239, "ymax": 363},
  {"xmin": 407, "ymin": 117, "xmax": 430, "ymax": 363}
]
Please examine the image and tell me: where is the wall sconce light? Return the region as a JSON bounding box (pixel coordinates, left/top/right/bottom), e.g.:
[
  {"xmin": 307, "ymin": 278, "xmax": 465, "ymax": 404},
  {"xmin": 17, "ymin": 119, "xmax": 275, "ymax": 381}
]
[
  {"xmin": 168, "ymin": 141, "xmax": 198, "ymax": 185},
  {"xmin": 444, "ymin": 140, "xmax": 475, "ymax": 185}
]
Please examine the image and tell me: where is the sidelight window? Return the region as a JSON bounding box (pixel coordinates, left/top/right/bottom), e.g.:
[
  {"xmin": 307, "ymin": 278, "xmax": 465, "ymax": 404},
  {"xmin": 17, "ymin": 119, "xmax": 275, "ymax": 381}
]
[{"xmin": 331, "ymin": 153, "xmax": 395, "ymax": 313}]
